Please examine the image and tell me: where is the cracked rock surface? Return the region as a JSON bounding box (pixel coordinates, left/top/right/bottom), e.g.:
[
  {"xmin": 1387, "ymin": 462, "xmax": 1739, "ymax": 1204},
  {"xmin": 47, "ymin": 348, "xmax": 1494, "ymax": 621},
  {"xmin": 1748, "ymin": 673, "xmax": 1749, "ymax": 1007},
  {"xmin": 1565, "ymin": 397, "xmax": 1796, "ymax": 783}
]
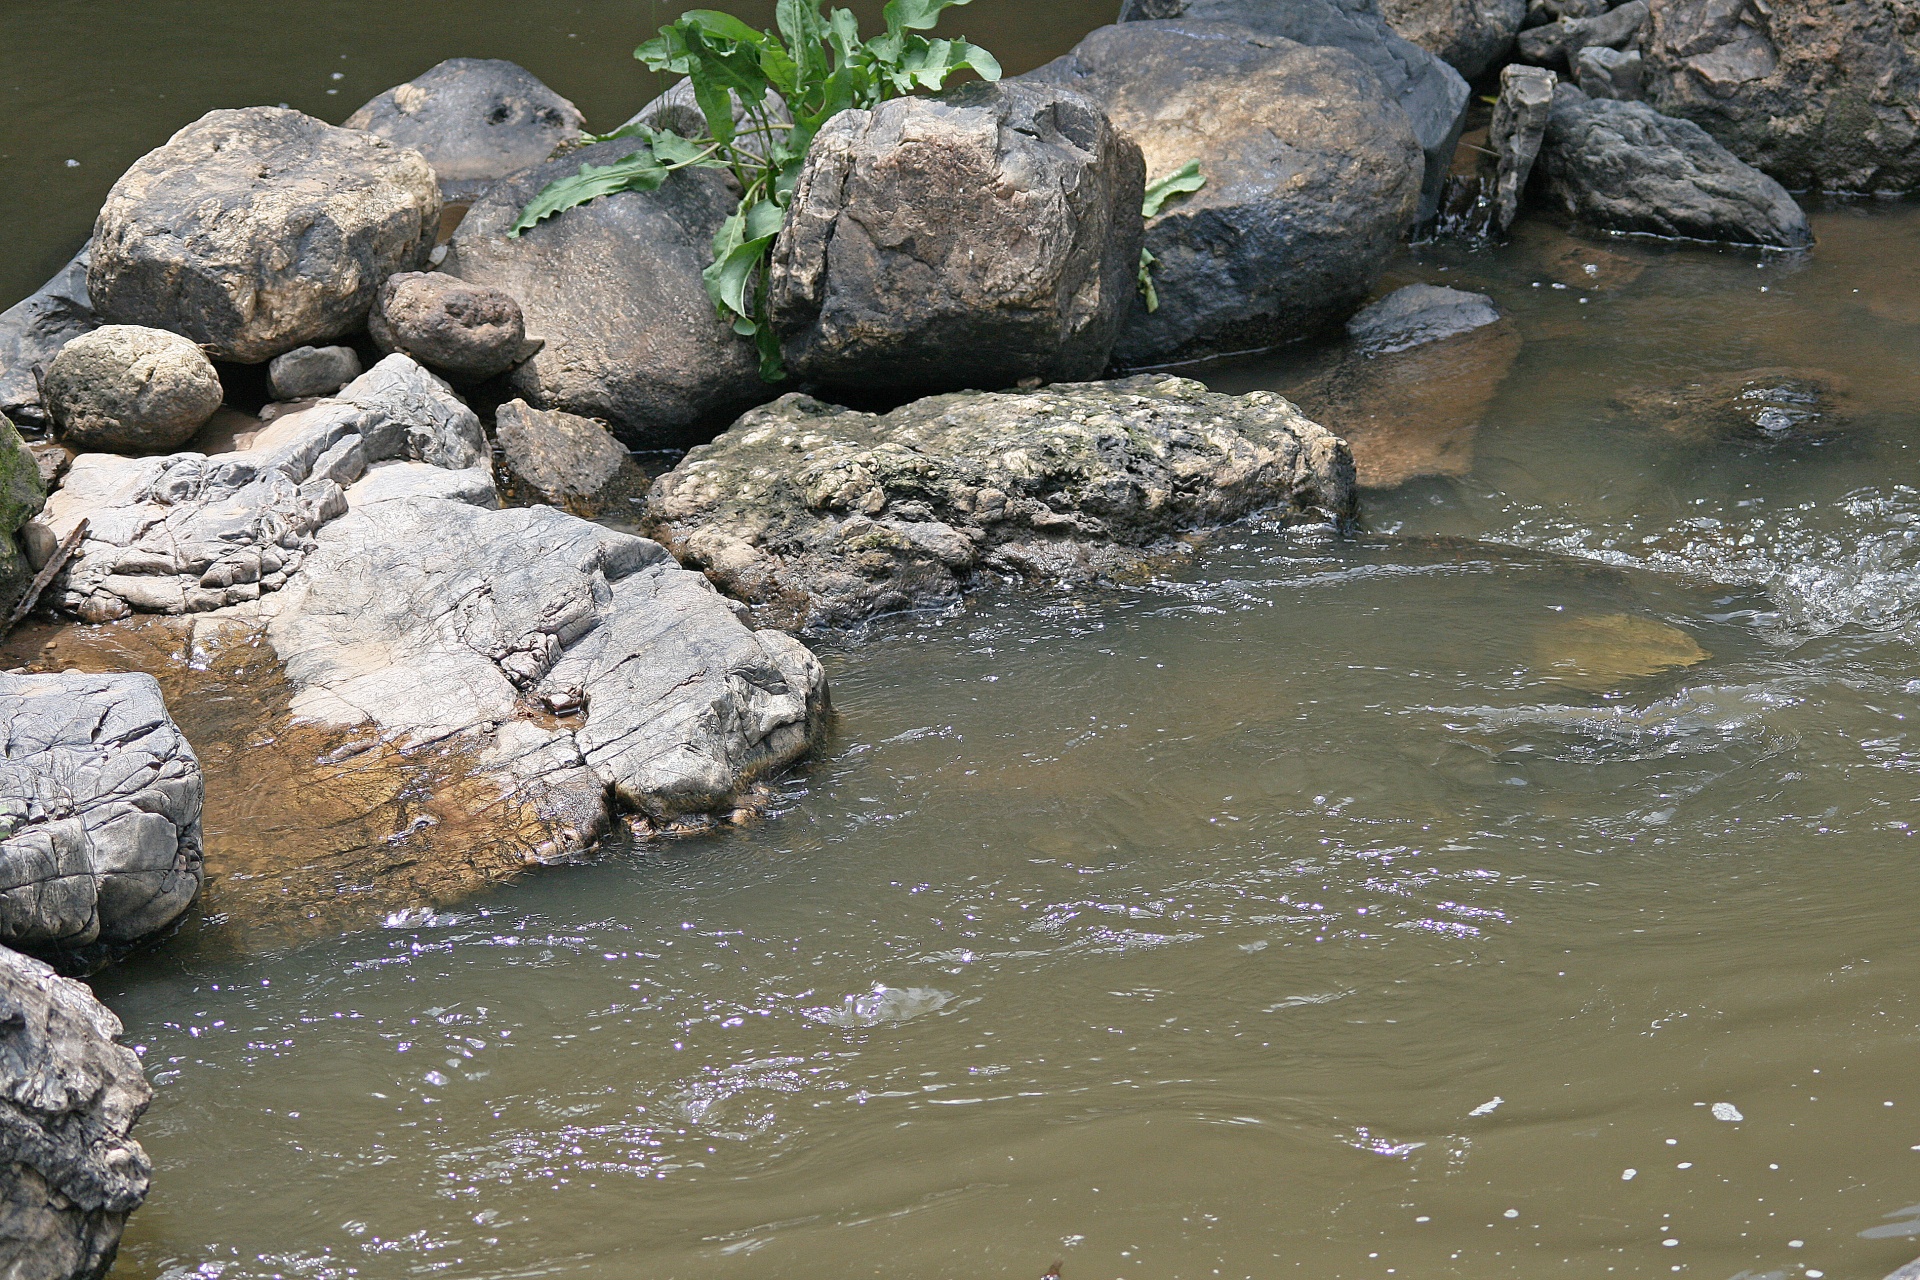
[
  {"xmin": 0, "ymin": 671, "xmax": 202, "ymax": 955},
  {"xmin": 646, "ymin": 376, "xmax": 1356, "ymax": 632}
]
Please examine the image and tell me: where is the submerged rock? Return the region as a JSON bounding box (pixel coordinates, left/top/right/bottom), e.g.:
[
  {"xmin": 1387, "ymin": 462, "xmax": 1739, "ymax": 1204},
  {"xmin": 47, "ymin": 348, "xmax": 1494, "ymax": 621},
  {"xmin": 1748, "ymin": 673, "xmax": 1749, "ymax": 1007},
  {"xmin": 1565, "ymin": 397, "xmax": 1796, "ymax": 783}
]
[
  {"xmin": 1028, "ymin": 21, "xmax": 1423, "ymax": 366},
  {"xmin": 1379, "ymin": 0, "xmax": 1528, "ymax": 80},
  {"xmin": 1346, "ymin": 283, "xmax": 1502, "ymax": 353},
  {"xmin": 369, "ymin": 271, "xmax": 528, "ymax": 383},
  {"xmin": 1535, "ymin": 613, "xmax": 1709, "ymax": 689},
  {"xmin": 1539, "ymin": 86, "xmax": 1812, "ymax": 247},
  {"xmin": 645, "ymin": 376, "xmax": 1356, "ymax": 632},
  {"xmin": 1613, "ymin": 367, "xmax": 1852, "ymax": 442},
  {"xmin": 0, "ymin": 944, "xmax": 152, "ymax": 1280},
  {"xmin": 345, "ymin": 58, "xmax": 585, "ymax": 202},
  {"xmin": 768, "ymin": 81, "xmax": 1145, "ymax": 392},
  {"xmin": 0, "ymin": 250, "xmax": 98, "ymax": 429},
  {"xmin": 0, "ymin": 671, "xmax": 202, "ymax": 957},
  {"xmin": 267, "ymin": 345, "xmax": 362, "ymax": 402},
  {"xmin": 88, "ymin": 107, "xmax": 441, "ymax": 363},
  {"xmin": 42, "ymin": 326, "xmax": 223, "ymax": 455},
  {"xmin": 493, "ymin": 399, "xmax": 650, "ymax": 520}
]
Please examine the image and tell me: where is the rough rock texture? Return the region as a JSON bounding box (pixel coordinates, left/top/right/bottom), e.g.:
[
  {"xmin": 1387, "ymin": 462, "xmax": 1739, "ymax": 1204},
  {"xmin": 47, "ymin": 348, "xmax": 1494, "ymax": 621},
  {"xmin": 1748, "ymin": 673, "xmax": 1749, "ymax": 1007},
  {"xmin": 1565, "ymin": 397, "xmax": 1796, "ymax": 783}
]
[
  {"xmin": 89, "ymin": 107, "xmax": 441, "ymax": 363},
  {"xmin": 1114, "ymin": 0, "xmax": 1469, "ymax": 216},
  {"xmin": 42, "ymin": 327, "xmax": 223, "ymax": 455},
  {"xmin": 1489, "ymin": 64, "xmax": 1559, "ymax": 233},
  {"xmin": 646, "ymin": 376, "xmax": 1356, "ymax": 632},
  {"xmin": 1517, "ymin": 0, "xmax": 1648, "ymax": 69},
  {"xmin": 30, "ymin": 354, "xmax": 487, "ymax": 622},
  {"xmin": 623, "ymin": 78, "xmax": 792, "ymax": 158},
  {"xmin": 345, "ymin": 58, "xmax": 584, "ymax": 202},
  {"xmin": 1379, "ymin": 0, "xmax": 1528, "ymax": 79},
  {"xmin": 368, "ymin": 271, "xmax": 529, "ymax": 382},
  {"xmin": 1578, "ymin": 44, "xmax": 1646, "ymax": 98},
  {"xmin": 0, "ymin": 417, "xmax": 45, "ymax": 613},
  {"xmin": 0, "ymin": 944, "xmax": 152, "ymax": 1280},
  {"xmin": 768, "ymin": 81, "xmax": 1145, "ymax": 392},
  {"xmin": 445, "ymin": 145, "xmax": 767, "ymax": 448},
  {"xmin": 1539, "ymin": 85, "xmax": 1813, "ymax": 245},
  {"xmin": 267, "ymin": 346, "xmax": 361, "ymax": 401},
  {"xmin": 1642, "ymin": 0, "xmax": 1920, "ymax": 193},
  {"xmin": 265, "ymin": 497, "xmax": 829, "ymax": 823},
  {"xmin": 493, "ymin": 400, "xmax": 650, "ymax": 520},
  {"xmin": 1030, "ymin": 21, "xmax": 1423, "ymax": 366},
  {"xmin": 1613, "ymin": 366, "xmax": 1851, "ymax": 441},
  {"xmin": 0, "ymin": 672, "xmax": 202, "ymax": 956},
  {"xmin": 0, "ymin": 251, "xmax": 98, "ymax": 430},
  {"xmin": 1346, "ymin": 284, "xmax": 1502, "ymax": 352}
]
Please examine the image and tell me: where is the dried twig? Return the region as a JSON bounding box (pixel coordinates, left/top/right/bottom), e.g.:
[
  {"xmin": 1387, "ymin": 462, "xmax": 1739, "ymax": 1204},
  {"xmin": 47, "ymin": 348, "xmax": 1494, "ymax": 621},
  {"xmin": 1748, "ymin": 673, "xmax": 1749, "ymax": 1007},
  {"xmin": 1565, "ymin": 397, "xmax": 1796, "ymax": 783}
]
[{"xmin": 3, "ymin": 518, "xmax": 86, "ymax": 638}]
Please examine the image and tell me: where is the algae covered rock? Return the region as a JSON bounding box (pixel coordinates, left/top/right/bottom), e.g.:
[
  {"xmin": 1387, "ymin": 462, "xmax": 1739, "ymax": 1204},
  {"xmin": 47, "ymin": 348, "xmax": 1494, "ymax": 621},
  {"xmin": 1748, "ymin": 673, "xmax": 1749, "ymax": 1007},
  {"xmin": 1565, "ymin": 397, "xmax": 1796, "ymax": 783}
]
[
  {"xmin": 646, "ymin": 376, "xmax": 1356, "ymax": 632},
  {"xmin": 0, "ymin": 414, "xmax": 46, "ymax": 614}
]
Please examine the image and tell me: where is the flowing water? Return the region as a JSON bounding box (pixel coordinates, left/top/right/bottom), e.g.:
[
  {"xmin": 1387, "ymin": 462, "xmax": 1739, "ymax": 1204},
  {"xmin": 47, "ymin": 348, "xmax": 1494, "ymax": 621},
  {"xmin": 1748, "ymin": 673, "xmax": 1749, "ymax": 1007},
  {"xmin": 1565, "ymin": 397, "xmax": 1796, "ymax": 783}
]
[{"xmin": 9, "ymin": 6, "xmax": 1920, "ymax": 1280}]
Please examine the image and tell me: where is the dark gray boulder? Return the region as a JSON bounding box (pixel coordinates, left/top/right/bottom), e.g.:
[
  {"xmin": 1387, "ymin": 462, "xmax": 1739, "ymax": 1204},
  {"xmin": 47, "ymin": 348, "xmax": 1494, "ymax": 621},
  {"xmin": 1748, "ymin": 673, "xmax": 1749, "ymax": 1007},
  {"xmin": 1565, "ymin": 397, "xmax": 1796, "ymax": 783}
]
[
  {"xmin": 1115, "ymin": 0, "xmax": 1469, "ymax": 217},
  {"xmin": 267, "ymin": 345, "xmax": 362, "ymax": 401},
  {"xmin": 1379, "ymin": 0, "xmax": 1528, "ymax": 79},
  {"xmin": 1642, "ymin": 0, "xmax": 1920, "ymax": 193},
  {"xmin": 494, "ymin": 399, "xmax": 651, "ymax": 519},
  {"xmin": 0, "ymin": 671, "xmax": 203, "ymax": 955},
  {"xmin": 345, "ymin": 58, "xmax": 585, "ymax": 202},
  {"xmin": 1539, "ymin": 84, "xmax": 1813, "ymax": 246},
  {"xmin": 368, "ymin": 271, "xmax": 528, "ymax": 382},
  {"xmin": 42, "ymin": 327, "xmax": 223, "ymax": 455},
  {"xmin": 1029, "ymin": 21, "xmax": 1424, "ymax": 366},
  {"xmin": 0, "ymin": 251, "xmax": 98, "ymax": 430},
  {"xmin": 645, "ymin": 376, "xmax": 1356, "ymax": 632},
  {"xmin": 88, "ymin": 107, "xmax": 441, "ymax": 364},
  {"xmin": 444, "ymin": 144, "xmax": 767, "ymax": 449},
  {"xmin": 0, "ymin": 944, "xmax": 152, "ymax": 1280},
  {"xmin": 768, "ymin": 81, "xmax": 1145, "ymax": 393}
]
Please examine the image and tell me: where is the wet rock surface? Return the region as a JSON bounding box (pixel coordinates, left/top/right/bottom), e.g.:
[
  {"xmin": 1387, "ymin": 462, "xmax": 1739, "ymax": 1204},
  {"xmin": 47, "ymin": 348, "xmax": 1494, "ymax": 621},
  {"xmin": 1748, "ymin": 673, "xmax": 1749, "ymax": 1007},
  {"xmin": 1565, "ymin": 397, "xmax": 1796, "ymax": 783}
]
[
  {"xmin": 1613, "ymin": 367, "xmax": 1852, "ymax": 442},
  {"xmin": 369, "ymin": 271, "xmax": 528, "ymax": 383},
  {"xmin": 1346, "ymin": 283, "xmax": 1502, "ymax": 352},
  {"xmin": 267, "ymin": 346, "xmax": 361, "ymax": 402},
  {"xmin": 88, "ymin": 107, "xmax": 440, "ymax": 364},
  {"xmin": 0, "ymin": 251, "xmax": 98, "ymax": 430},
  {"xmin": 768, "ymin": 81, "xmax": 1144, "ymax": 392},
  {"xmin": 43, "ymin": 327, "xmax": 223, "ymax": 455},
  {"xmin": 0, "ymin": 671, "xmax": 202, "ymax": 956},
  {"xmin": 646, "ymin": 376, "xmax": 1356, "ymax": 632},
  {"xmin": 345, "ymin": 58, "xmax": 584, "ymax": 202},
  {"xmin": 493, "ymin": 400, "xmax": 650, "ymax": 520},
  {"xmin": 1029, "ymin": 21, "xmax": 1423, "ymax": 366},
  {"xmin": 1380, "ymin": 0, "xmax": 1528, "ymax": 79},
  {"xmin": 1539, "ymin": 85, "xmax": 1812, "ymax": 247},
  {"xmin": 446, "ymin": 147, "xmax": 767, "ymax": 448},
  {"xmin": 0, "ymin": 944, "xmax": 152, "ymax": 1280}
]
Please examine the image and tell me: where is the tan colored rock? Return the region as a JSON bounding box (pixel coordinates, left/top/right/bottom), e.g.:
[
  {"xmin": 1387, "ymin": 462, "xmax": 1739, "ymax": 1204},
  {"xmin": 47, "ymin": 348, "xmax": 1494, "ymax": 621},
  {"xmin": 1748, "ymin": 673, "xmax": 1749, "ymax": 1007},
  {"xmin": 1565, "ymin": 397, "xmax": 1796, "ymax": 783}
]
[{"xmin": 43, "ymin": 326, "xmax": 222, "ymax": 454}]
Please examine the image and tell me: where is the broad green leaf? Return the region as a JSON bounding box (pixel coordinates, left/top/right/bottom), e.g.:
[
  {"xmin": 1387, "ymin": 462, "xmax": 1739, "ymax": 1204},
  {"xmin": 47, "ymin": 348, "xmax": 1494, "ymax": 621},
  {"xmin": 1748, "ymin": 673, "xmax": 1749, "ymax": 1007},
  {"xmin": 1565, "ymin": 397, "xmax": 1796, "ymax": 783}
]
[
  {"xmin": 508, "ymin": 151, "xmax": 667, "ymax": 236},
  {"xmin": 677, "ymin": 10, "xmax": 772, "ymax": 46},
  {"xmin": 884, "ymin": 0, "xmax": 977, "ymax": 35},
  {"xmin": 1142, "ymin": 160, "xmax": 1206, "ymax": 218},
  {"xmin": 827, "ymin": 8, "xmax": 862, "ymax": 67}
]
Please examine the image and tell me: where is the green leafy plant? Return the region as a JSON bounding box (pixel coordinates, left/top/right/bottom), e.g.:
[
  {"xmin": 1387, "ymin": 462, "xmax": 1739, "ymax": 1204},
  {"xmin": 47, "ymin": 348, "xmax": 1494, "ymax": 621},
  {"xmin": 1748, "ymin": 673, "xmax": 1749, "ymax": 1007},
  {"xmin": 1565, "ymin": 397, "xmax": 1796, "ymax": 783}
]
[
  {"xmin": 1136, "ymin": 160, "xmax": 1206, "ymax": 313},
  {"xmin": 510, "ymin": 1, "xmax": 1002, "ymax": 380}
]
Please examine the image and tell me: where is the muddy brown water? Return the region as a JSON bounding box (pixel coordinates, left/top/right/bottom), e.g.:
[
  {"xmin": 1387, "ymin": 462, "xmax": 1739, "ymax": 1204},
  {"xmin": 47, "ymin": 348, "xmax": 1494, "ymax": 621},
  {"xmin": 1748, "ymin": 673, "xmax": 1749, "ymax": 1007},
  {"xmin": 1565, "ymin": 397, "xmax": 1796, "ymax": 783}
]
[{"xmin": 9, "ymin": 6, "xmax": 1920, "ymax": 1280}]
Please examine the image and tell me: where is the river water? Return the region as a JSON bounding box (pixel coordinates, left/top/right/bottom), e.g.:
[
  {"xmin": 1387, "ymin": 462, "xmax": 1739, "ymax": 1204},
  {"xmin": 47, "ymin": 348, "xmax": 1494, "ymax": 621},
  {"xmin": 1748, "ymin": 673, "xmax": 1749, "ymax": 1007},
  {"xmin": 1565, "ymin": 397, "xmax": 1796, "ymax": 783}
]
[{"xmin": 8, "ymin": 5, "xmax": 1920, "ymax": 1280}]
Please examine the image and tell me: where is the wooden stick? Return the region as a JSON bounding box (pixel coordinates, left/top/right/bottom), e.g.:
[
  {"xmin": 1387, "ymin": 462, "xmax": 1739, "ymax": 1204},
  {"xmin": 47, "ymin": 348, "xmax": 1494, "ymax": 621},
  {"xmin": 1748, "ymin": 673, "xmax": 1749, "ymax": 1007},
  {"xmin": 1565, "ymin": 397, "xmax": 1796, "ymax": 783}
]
[{"xmin": 3, "ymin": 518, "xmax": 87, "ymax": 637}]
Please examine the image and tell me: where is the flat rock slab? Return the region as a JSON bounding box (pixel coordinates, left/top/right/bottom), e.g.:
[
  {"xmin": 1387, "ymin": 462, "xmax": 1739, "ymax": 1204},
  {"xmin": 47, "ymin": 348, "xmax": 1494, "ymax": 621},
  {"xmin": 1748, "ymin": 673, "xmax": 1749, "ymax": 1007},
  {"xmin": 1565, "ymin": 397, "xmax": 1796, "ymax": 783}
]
[
  {"xmin": 0, "ymin": 671, "xmax": 202, "ymax": 956},
  {"xmin": 646, "ymin": 376, "xmax": 1356, "ymax": 632}
]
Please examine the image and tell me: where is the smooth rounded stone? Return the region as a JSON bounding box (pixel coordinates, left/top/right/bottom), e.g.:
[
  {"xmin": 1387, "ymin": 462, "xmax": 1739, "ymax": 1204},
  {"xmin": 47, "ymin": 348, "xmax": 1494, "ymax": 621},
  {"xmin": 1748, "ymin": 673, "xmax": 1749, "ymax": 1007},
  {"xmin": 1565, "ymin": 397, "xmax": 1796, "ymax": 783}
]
[
  {"xmin": 1029, "ymin": 21, "xmax": 1423, "ymax": 366},
  {"xmin": 345, "ymin": 58, "xmax": 584, "ymax": 202},
  {"xmin": 1378, "ymin": 0, "xmax": 1527, "ymax": 79},
  {"xmin": 1643, "ymin": 0, "xmax": 1920, "ymax": 193},
  {"xmin": 769, "ymin": 81, "xmax": 1144, "ymax": 393},
  {"xmin": 1346, "ymin": 284, "xmax": 1501, "ymax": 352},
  {"xmin": 0, "ymin": 671, "xmax": 202, "ymax": 956},
  {"xmin": 0, "ymin": 944, "xmax": 152, "ymax": 1280},
  {"xmin": 41, "ymin": 326, "xmax": 222, "ymax": 456},
  {"xmin": 88, "ymin": 107, "xmax": 441, "ymax": 364},
  {"xmin": 1113, "ymin": 0, "xmax": 1469, "ymax": 218},
  {"xmin": 445, "ymin": 144, "xmax": 767, "ymax": 449},
  {"xmin": 1516, "ymin": 0, "xmax": 1646, "ymax": 70},
  {"xmin": 645, "ymin": 375, "xmax": 1357, "ymax": 633},
  {"xmin": 0, "ymin": 415, "xmax": 46, "ymax": 613},
  {"xmin": 267, "ymin": 345, "xmax": 362, "ymax": 402},
  {"xmin": 31, "ymin": 354, "xmax": 487, "ymax": 622},
  {"xmin": 493, "ymin": 399, "xmax": 650, "ymax": 519},
  {"xmin": 1539, "ymin": 85, "xmax": 1813, "ymax": 247},
  {"xmin": 368, "ymin": 271, "xmax": 527, "ymax": 382},
  {"xmin": 1612, "ymin": 367, "xmax": 1852, "ymax": 442},
  {"xmin": 0, "ymin": 249, "xmax": 97, "ymax": 429},
  {"xmin": 1577, "ymin": 45, "xmax": 1645, "ymax": 100}
]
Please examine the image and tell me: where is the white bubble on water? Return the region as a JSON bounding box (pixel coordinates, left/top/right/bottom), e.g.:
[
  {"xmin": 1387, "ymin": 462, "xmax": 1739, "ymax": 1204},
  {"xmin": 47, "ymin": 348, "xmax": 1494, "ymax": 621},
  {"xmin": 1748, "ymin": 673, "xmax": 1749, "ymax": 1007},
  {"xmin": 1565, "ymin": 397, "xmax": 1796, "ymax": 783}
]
[
  {"xmin": 1623, "ymin": 1169, "xmax": 1637, "ymax": 1180},
  {"xmin": 1712, "ymin": 1102, "xmax": 1744, "ymax": 1122},
  {"xmin": 1469, "ymin": 1097, "xmax": 1504, "ymax": 1116}
]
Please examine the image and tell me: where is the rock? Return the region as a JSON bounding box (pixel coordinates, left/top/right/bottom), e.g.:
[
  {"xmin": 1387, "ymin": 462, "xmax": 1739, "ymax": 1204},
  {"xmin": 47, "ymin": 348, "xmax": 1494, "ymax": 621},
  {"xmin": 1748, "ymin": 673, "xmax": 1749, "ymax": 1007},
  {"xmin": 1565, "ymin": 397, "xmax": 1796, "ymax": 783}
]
[
  {"xmin": 1578, "ymin": 44, "xmax": 1645, "ymax": 98},
  {"xmin": 1489, "ymin": 64, "xmax": 1559, "ymax": 233},
  {"xmin": 768, "ymin": 81, "xmax": 1144, "ymax": 393},
  {"xmin": 0, "ymin": 944, "xmax": 152, "ymax": 1280},
  {"xmin": 1536, "ymin": 612, "xmax": 1709, "ymax": 689},
  {"xmin": 40, "ymin": 326, "xmax": 222, "ymax": 457},
  {"xmin": 1527, "ymin": 0, "xmax": 1609, "ymax": 23},
  {"xmin": 1642, "ymin": 0, "xmax": 1920, "ymax": 193},
  {"xmin": 88, "ymin": 107, "xmax": 441, "ymax": 363},
  {"xmin": 25, "ymin": 442, "xmax": 72, "ymax": 493},
  {"xmin": 1539, "ymin": 85, "xmax": 1813, "ymax": 246},
  {"xmin": 368, "ymin": 271, "xmax": 528, "ymax": 382},
  {"xmin": 1613, "ymin": 367, "xmax": 1851, "ymax": 442},
  {"xmin": 264, "ymin": 497, "xmax": 829, "ymax": 823},
  {"xmin": 623, "ymin": 78, "xmax": 792, "ymax": 158},
  {"xmin": 444, "ymin": 143, "xmax": 767, "ymax": 448},
  {"xmin": 645, "ymin": 376, "xmax": 1356, "ymax": 632},
  {"xmin": 493, "ymin": 400, "xmax": 650, "ymax": 520},
  {"xmin": 345, "ymin": 58, "xmax": 584, "ymax": 203},
  {"xmin": 1346, "ymin": 284, "xmax": 1502, "ymax": 352},
  {"xmin": 1114, "ymin": 0, "xmax": 1469, "ymax": 218},
  {"xmin": 0, "ymin": 416, "xmax": 46, "ymax": 613},
  {"xmin": 1886, "ymin": 1255, "xmax": 1920, "ymax": 1280},
  {"xmin": 1379, "ymin": 0, "xmax": 1528, "ymax": 79},
  {"xmin": 1029, "ymin": 21, "xmax": 1423, "ymax": 366},
  {"xmin": 0, "ymin": 250, "xmax": 98, "ymax": 430},
  {"xmin": 267, "ymin": 346, "xmax": 362, "ymax": 401},
  {"xmin": 1517, "ymin": 0, "xmax": 1647, "ymax": 68},
  {"xmin": 0, "ymin": 671, "xmax": 202, "ymax": 957},
  {"xmin": 31, "ymin": 353, "xmax": 488, "ymax": 622}
]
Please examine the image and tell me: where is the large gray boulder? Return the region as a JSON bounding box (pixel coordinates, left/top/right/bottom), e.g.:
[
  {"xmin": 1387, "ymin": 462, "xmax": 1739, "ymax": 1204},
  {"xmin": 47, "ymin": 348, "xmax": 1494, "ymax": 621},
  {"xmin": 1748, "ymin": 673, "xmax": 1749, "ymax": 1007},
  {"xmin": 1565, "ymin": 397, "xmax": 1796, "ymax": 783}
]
[
  {"xmin": 42, "ymin": 326, "xmax": 223, "ymax": 455},
  {"xmin": 645, "ymin": 376, "xmax": 1356, "ymax": 632},
  {"xmin": 1379, "ymin": 0, "xmax": 1528, "ymax": 79},
  {"xmin": 768, "ymin": 81, "xmax": 1145, "ymax": 393},
  {"xmin": 0, "ymin": 251, "xmax": 98, "ymax": 430},
  {"xmin": 445, "ymin": 145, "xmax": 768, "ymax": 448},
  {"xmin": 1115, "ymin": 0, "xmax": 1469, "ymax": 216},
  {"xmin": 0, "ymin": 416, "xmax": 45, "ymax": 614},
  {"xmin": 88, "ymin": 107, "xmax": 441, "ymax": 363},
  {"xmin": 345, "ymin": 58, "xmax": 585, "ymax": 202},
  {"xmin": 1643, "ymin": 0, "xmax": 1920, "ymax": 193},
  {"xmin": 1029, "ymin": 21, "xmax": 1423, "ymax": 366},
  {"xmin": 0, "ymin": 672, "xmax": 202, "ymax": 957},
  {"xmin": 0, "ymin": 944, "xmax": 152, "ymax": 1280},
  {"xmin": 1539, "ymin": 85, "xmax": 1813, "ymax": 246}
]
